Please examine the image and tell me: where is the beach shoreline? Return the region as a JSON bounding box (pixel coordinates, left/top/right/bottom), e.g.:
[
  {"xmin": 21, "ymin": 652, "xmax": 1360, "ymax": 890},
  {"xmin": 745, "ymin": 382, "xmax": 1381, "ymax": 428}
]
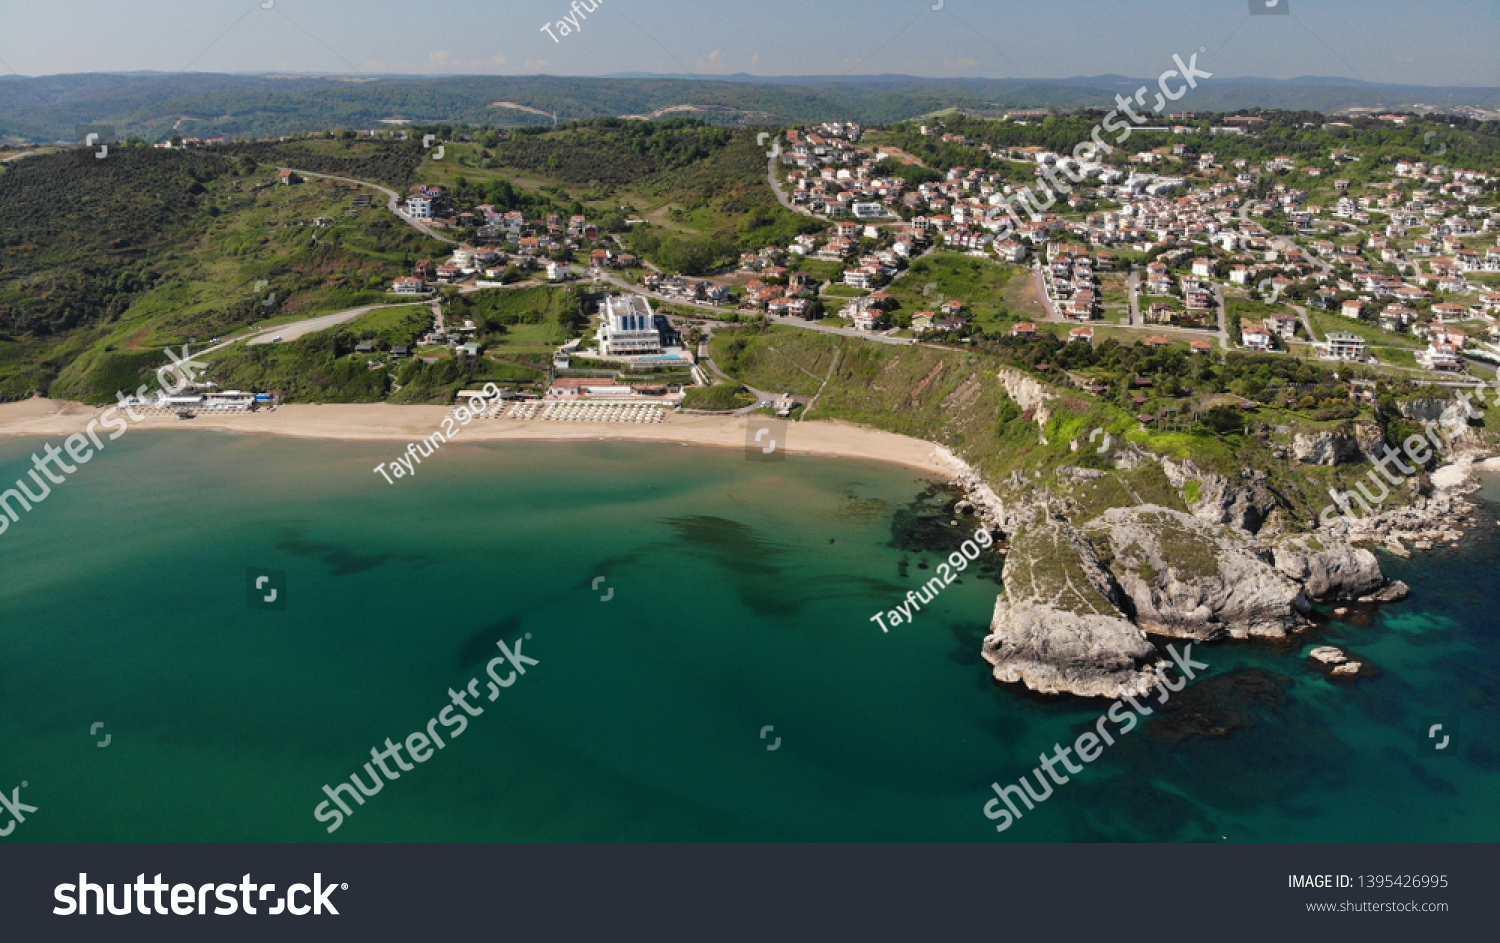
[{"xmin": 0, "ymin": 398, "xmax": 957, "ymax": 477}]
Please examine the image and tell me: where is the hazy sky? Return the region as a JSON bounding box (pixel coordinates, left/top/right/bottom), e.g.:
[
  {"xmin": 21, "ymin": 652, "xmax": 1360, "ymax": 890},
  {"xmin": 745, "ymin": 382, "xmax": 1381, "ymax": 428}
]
[{"xmin": 0, "ymin": 0, "xmax": 1495, "ymax": 86}]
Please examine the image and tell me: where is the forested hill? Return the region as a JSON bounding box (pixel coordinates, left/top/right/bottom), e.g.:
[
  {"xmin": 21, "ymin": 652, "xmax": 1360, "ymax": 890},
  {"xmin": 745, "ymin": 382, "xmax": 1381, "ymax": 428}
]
[
  {"xmin": 0, "ymin": 148, "xmax": 236, "ymax": 337},
  {"xmin": 0, "ymin": 141, "xmax": 422, "ymax": 336},
  {"xmin": 4, "ymin": 72, "xmax": 1498, "ymax": 144}
]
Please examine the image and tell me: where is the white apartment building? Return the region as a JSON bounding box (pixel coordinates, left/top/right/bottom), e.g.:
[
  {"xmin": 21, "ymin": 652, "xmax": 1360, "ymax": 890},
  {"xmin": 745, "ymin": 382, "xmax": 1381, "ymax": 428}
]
[
  {"xmin": 1320, "ymin": 332, "xmax": 1367, "ymax": 361},
  {"xmin": 597, "ymin": 294, "xmax": 662, "ymax": 357}
]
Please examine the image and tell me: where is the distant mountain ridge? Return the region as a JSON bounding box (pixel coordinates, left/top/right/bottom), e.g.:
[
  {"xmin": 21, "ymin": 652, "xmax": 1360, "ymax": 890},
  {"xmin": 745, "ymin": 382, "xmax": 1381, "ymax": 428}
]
[{"xmin": 2, "ymin": 72, "xmax": 1496, "ymax": 143}]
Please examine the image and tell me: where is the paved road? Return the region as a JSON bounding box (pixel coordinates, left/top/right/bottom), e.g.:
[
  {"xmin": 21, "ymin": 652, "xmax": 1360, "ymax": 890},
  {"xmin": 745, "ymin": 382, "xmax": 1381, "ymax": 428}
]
[
  {"xmin": 765, "ymin": 139, "xmax": 816, "ymax": 218},
  {"xmin": 1213, "ymin": 283, "xmax": 1230, "ymax": 350},
  {"xmin": 1290, "ymin": 303, "xmax": 1320, "ymax": 344},
  {"xmin": 278, "ymin": 167, "xmax": 457, "ymax": 245},
  {"xmin": 188, "ymin": 301, "xmax": 434, "ymax": 360},
  {"xmin": 1125, "ymin": 268, "xmax": 1141, "ymax": 326},
  {"xmin": 766, "ymin": 314, "xmax": 914, "ymax": 346},
  {"xmin": 1238, "ymin": 197, "xmax": 1332, "ymax": 274},
  {"xmin": 695, "ymin": 324, "xmax": 778, "ymax": 401},
  {"xmin": 244, "ymin": 303, "xmax": 423, "ymax": 346},
  {"xmin": 1033, "ymin": 266, "xmax": 1061, "ymax": 321}
]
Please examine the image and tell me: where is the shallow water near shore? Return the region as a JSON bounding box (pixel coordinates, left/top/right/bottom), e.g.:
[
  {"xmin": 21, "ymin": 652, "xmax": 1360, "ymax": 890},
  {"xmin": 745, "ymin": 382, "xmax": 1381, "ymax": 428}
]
[{"xmin": 0, "ymin": 431, "xmax": 1495, "ymax": 841}]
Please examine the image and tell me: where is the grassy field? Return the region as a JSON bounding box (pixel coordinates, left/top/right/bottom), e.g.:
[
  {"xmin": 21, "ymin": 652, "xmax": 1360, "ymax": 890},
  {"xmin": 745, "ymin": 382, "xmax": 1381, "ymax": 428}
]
[
  {"xmin": 823, "ymin": 285, "xmax": 868, "ymax": 299},
  {"xmin": 452, "ymin": 285, "xmax": 587, "ymax": 356},
  {"xmin": 1370, "ymin": 346, "xmax": 1420, "ymax": 370},
  {"xmin": 710, "ymin": 330, "xmax": 833, "ymax": 397},
  {"xmin": 1001, "ymin": 266, "xmax": 1049, "ymax": 321},
  {"xmin": 1308, "ymin": 311, "xmax": 1422, "ymax": 349},
  {"xmin": 682, "ymin": 384, "xmax": 755, "ymax": 410},
  {"xmin": 883, "ymin": 253, "xmax": 1026, "ymax": 330},
  {"xmin": 1034, "ymin": 321, "xmax": 1215, "ymax": 349},
  {"xmin": 339, "ymin": 305, "xmax": 433, "ymax": 343},
  {"xmin": 707, "ymin": 324, "xmax": 1296, "ymax": 494},
  {"xmin": 791, "ymin": 260, "xmax": 846, "ymax": 283}
]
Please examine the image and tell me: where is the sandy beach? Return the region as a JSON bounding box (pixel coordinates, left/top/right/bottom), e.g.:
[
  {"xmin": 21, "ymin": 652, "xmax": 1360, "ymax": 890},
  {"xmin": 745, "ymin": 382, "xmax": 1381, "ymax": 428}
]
[{"xmin": 0, "ymin": 398, "xmax": 956, "ymax": 477}]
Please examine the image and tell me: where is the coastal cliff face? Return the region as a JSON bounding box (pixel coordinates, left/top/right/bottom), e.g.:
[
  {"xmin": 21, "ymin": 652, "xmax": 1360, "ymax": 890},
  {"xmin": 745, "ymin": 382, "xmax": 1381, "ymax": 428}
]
[
  {"xmin": 980, "ymin": 518, "xmax": 1162, "ymax": 699},
  {"xmin": 1083, "ymin": 507, "xmax": 1310, "ymax": 640},
  {"xmin": 936, "ymin": 445, "xmax": 1037, "ymax": 535},
  {"xmin": 1400, "ymin": 398, "xmax": 1479, "ymax": 426},
  {"xmin": 1161, "ymin": 458, "xmax": 1277, "ymax": 533},
  {"xmin": 1292, "ymin": 430, "xmax": 1359, "ymax": 465},
  {"xmin": 1271, "ymin": 537, "xmax": 1385, "ymax": 601},
  {"xmin": 981, "ymin": 507, "xmax": 1335, "ymax": 697},
  {"xmin": 1291, "ymin": 421, "xmax": 1387, "ymax": 465},
  {"xmin": 1397, "ymin": 399, "xmax": 1489, "ymax": 454},
  {"xmin": 996, "ymin": 367, "xmax": 1055, "ymax": 442}
]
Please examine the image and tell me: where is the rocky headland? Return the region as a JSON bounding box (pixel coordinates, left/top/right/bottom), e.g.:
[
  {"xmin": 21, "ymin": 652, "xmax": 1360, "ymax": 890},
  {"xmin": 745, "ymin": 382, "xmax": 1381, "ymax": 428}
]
[{"xmin": 940, "ymin": 375, "xmax": 1500, "ymax": 700}]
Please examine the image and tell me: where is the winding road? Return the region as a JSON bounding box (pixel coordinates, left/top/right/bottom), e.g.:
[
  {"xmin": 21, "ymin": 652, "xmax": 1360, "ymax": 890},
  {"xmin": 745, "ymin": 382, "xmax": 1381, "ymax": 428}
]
[
  {"xmin": 179, "ymin": 167, "xmax": 463, "ymax": 359},
  {"xmin": 277, "ymin": 167, "xmax": 457, "ymax": 245},
  {"xmin": 765, "ymin": 139, "xmax": 815, "ymax": 218}
]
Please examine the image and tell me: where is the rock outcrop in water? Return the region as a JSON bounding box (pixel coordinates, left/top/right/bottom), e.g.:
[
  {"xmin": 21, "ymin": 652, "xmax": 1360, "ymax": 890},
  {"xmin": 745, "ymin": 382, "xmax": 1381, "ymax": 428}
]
[
  {"xmin": 980, "ymin": 518, "xmax": 1162, "ymax": 698},
  {"xmin": 1270, "ymin": 537, "xmax": 1385, "ymax": 601},
  {"xmin": 955, "ymin": 370, "xmax": 1493, "ymax": 699},
  {"xmin": 979, "ymin": 506, "xmax": 1405, "ymax": 697}
]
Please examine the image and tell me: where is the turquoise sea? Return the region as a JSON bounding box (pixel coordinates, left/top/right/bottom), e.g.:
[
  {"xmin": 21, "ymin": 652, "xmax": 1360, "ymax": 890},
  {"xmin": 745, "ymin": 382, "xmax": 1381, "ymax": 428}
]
[{"xmin": 0, "ymin": 431, "xmax": 1495, "ymax": 842}]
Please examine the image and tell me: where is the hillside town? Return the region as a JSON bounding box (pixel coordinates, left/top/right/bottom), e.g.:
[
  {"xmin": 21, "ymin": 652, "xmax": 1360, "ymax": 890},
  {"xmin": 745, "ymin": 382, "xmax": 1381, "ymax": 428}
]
[{"xmin": 117, "ymin": 114, "xmax": 1500, "ymax": 425}]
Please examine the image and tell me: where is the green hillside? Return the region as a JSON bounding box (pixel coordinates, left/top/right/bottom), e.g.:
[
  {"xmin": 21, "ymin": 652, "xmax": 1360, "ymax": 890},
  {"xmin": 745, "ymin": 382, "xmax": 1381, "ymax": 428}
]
[{"xmin": 0, "ymin": 142, "xmax": 445, "ymax": 401}]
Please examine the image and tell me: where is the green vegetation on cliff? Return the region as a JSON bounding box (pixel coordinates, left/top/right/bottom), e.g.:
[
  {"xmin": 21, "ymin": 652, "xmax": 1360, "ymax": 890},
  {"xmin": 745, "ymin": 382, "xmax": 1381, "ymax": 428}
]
[
  {"xmin": 682, "ymin": 384, "xmax": 755, "ymax": 411},
  {"xmin": 708, "ymin": 323, "xmax": 1493, "ymax": 532}
]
